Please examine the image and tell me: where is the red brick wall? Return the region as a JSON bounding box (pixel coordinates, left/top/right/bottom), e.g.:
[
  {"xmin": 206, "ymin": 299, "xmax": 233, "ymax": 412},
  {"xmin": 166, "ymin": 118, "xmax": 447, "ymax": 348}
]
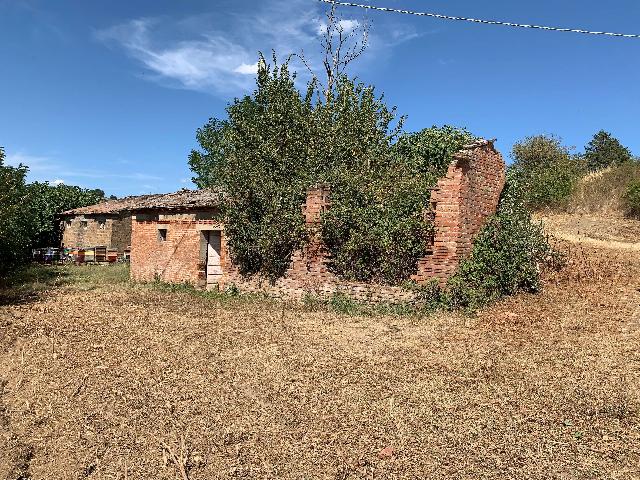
[
  {"xmin": 288, "ymin": 185, "xmax": 334, "ymax": 280},
  {"xmin": 412, "ymin": 139, "xmax": 506, "ymax": 284},
  {"xmin": 130, "ymin": 211, "xmax": 221, "ymax": 285}
]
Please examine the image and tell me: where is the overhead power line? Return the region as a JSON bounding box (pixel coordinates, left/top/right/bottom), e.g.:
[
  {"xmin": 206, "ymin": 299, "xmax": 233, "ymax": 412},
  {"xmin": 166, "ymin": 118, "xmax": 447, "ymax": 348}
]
[{"xmin": 317, "ymin": 0, "xmax": 640, "ymax": 39}]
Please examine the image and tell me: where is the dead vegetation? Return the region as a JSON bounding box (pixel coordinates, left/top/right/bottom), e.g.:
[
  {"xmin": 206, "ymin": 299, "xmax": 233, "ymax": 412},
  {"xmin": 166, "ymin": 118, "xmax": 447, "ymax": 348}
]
[
  {"xmin": 566, "ymin": 163, "xmax": 640, "ymax": 217},
  {"xmin": 1, "ymin": 219, "xmax": 639, "ymax": 479}
]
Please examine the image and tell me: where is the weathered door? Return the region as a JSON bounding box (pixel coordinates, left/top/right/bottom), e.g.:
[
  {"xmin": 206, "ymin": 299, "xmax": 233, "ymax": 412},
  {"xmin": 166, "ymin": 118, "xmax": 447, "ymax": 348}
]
[{"xmin": 206, "ymin": 231, "xmax": 223, "ymax": 289}]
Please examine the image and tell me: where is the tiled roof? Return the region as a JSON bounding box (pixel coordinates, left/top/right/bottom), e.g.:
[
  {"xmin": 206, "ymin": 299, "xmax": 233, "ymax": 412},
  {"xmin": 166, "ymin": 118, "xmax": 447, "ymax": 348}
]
[{"xmin": 59, "ymin": 189, "xmax": 222, "ymax": 216}]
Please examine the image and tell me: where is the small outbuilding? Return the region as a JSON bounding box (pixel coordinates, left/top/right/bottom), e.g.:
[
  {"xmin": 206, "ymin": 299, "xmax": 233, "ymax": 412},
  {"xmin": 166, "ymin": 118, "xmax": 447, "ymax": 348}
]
[
  {"xmin": 59, "ymin": 197, "xmax": 140, "ymax": 254},
  {"xmin": 128, "ymin": 189, "xmax": 225, "ymax": 289}
]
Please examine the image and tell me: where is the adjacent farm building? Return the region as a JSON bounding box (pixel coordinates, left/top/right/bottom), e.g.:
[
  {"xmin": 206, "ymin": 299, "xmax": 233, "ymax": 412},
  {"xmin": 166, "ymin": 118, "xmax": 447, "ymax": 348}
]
[
  {"xmin": 60, "ymin": 198, "xmax": 136, "ymax": 254},
  {"xmin": 126, "ymin": 139, "xmax": 506, "ymax": 302}
]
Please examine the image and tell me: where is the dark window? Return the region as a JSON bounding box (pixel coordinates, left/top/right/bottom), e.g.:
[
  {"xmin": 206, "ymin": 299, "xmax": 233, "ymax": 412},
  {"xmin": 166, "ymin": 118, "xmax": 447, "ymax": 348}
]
[
  {"xmin": 158, "ymin": 228, "xmax": 167, "ymax": 242},
  {"xmin": 80, "ymin": 220, "xmax": 88, "ymax": 228},
  {"xmin": 98, "ymin": 219, "xmax": 106, "ymax": 229}
]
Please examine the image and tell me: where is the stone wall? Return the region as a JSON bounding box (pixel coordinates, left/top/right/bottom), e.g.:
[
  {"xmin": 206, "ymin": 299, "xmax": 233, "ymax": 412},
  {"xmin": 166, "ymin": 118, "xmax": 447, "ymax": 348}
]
[
  {"xmin": 110, "ymin": 215, "xmax": 132, "ymax": 253},
  {"xmin": 61, "ymin": 214, "xmax": 131, "ymax": 253},
  {"xmin": 412, "ymin": 140, "xmax": 506, "ymax": 285}
]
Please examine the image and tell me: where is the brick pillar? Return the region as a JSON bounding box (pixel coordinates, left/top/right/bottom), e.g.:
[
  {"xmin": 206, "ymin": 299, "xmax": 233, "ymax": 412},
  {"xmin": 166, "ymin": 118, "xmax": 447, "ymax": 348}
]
[
  {"xmin": 412, "ymin": 139, "xmax": 506, "ymax": 285},
  {"xmin": 288, "ymin": 185, "xmax": 334, "ymax": 279}
]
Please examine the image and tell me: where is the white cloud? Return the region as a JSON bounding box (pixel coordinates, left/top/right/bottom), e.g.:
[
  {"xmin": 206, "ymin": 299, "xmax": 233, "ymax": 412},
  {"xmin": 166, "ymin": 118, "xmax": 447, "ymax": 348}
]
[
  {"xmin": 315, "ymin": 19, "xmax": 359, "ymax": 36},
  {"xmin": 339, "ymin": 19, "xmax": 360, "ymax": 33},
  {"xmin": 97, "ymin": 19, "xmax": 255, "ymax": 93},
  {"xmin": 233, "ymin": 62, "xmax": 259, "ymax": 75},
  {"xmin": 52, "ymin": 179, "xmax": 65, "ymax": 186},
  {"xmin": 5, "ymin": 152, "xmax": 56, "ymax": 172},
  {"xmin": 96, "ymin": 0, "xmax": 425, "ymax": 96}
]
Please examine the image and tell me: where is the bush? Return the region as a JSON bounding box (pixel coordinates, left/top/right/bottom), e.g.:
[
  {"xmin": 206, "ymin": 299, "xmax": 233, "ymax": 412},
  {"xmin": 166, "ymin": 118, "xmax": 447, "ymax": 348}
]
[
  {"xmin": 510, "ymin": 135, "xmax": 585, "ymax": 210},
  {"xmin": 622, "ymin": 181, "xmax": 640, "ymax": 218},
  {"xmin": 442, "ymin": 173, "xmax": 561, "ymax": 311}
]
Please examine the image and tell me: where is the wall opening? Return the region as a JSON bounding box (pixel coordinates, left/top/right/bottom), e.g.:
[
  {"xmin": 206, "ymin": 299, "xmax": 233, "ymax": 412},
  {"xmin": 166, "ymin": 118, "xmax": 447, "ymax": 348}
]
[
  {"xmin": 157, "ymin": 228, "xmax": 167, "ymax": 242},
  {"xmin": 205, "ymin": 230, "xmax": 223, "ymax": 290}
]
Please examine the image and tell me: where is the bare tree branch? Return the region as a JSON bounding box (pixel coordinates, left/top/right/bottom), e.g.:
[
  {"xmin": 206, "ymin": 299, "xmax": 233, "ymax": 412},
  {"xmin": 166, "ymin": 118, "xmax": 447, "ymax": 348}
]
[{"xmin": 298, "ymin": 3, "xmax": 371, "ymax": 99}]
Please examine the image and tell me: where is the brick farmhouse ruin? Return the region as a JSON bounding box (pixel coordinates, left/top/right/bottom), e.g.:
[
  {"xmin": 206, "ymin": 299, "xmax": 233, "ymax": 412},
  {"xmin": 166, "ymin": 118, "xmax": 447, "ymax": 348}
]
[
  {"xmin": 60, "ymin": 198, "xmax": 135, "ymax": 254},
  {"xmin": 126, "ymin": 139, "xmax": 506, "ymax": 302}
]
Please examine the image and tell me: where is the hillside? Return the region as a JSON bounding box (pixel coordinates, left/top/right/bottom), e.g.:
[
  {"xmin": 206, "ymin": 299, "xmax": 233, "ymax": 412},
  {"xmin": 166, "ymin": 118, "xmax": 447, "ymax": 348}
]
[{"xmin": 565, "ymin": 163, "xmax": 640, "ymax": 217}]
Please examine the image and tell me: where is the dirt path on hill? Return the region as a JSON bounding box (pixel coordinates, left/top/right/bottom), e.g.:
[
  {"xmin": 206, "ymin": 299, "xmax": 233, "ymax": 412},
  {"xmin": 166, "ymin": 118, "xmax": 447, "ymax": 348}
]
[{"xmin": 540, "ymin": 213, "xmax": 640, "ymax": 249}]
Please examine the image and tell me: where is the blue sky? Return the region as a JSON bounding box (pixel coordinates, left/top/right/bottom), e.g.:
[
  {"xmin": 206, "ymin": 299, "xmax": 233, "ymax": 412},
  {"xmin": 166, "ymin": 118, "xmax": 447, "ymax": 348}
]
[{"xmin": 1, "ymin": 0, "xmax": 638, "ymax": 197}]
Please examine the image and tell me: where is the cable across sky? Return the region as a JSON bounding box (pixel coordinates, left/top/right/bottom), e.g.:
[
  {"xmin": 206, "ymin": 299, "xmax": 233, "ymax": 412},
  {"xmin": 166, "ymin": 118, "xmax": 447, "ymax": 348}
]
[{"xmin": 317, "ymin": 0, "xmax": 640, "ymax": 39}]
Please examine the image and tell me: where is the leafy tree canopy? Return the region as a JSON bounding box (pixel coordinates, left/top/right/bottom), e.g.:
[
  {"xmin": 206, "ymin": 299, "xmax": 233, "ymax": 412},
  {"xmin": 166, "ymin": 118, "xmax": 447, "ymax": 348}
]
[
  {"xmin": 26, "ymin": 182, "xmax": 105, "ymax": 248},
  {"xmin": 189, "ymin": 54, "xmax": 475, "ymax": 284},
  {"xmin": 0, "ymin": 147, "xmax": 106, "ymax": 276},
  {"xmin": 584, "ymin": 130, "xmax": 633, "ymax": 171},
  {"xmin": 0, "ymin": 147, "xmax": 30, "ymax": 275}
]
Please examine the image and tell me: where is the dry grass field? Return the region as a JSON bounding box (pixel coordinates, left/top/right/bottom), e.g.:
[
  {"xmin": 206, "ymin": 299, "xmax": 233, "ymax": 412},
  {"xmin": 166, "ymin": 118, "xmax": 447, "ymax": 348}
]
[{"xmin": 1, "ymin": 214, "xmax": 639, "ymax": 479}]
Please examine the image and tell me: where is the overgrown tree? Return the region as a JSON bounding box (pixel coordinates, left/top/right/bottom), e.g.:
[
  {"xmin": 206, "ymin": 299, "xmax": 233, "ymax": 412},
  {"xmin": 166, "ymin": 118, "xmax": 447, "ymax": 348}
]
[
  {"xmin": 584, "ymin": 130, "xmax": 633, "ymax": 171},
  {"xmin": 188, "ymin": 118, "xmax": 230, "ymax": 189},
  {"xmin": 320, "ymin": 124, "xmax": 475, "ymax": 283},
  {"xmin": 191, "ymin": 56, "xmax": 316, "ymax": 281},
  {"xmin": 189, "ymin": 55, "xmax": 477, "ymax": 284}
]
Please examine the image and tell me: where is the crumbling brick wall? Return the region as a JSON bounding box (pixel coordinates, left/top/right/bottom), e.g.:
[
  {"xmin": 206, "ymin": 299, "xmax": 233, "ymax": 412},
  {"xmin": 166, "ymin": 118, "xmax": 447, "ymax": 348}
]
[
  {"xmin": 288, "ymin": 185, "xmax": 334, "ymax": 280},
  {"xmin": 412, "ymin": 139, "xmax": 506, "ymax": 284},
  {"xmin": 130, "ymin": 140, "xmax": 504, "ymax": 301}
]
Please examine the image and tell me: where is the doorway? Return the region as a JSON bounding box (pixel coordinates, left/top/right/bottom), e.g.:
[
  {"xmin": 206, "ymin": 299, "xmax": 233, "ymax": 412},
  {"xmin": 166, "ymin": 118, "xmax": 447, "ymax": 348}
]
[{"xmin": 205, "ymin": 230, "xmax": 223, "ymax": 289}]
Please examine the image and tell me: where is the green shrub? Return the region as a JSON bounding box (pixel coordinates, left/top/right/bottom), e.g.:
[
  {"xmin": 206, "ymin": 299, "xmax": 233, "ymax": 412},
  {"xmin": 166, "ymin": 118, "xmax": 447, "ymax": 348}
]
[
  {"xmin": 443, "ymin": 173, "xmax": 561, "ymax": 311},
  {"xmin": 320, "ymin": 126, "xmax": 476, "ymax": 284},
  {"xmin": 510, "ymin": 135, "xmax": 585, "ymax": 210},
  {"xmin": 622, "ymin": 181, "xmax": 640, "ymax": 218}
]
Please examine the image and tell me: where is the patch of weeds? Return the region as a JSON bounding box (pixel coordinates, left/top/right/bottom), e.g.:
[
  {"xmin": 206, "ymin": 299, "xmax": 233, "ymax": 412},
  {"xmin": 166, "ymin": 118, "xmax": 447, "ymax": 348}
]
[
  {"xmin": 301, "ymin": 290, "xmax": 439, "ymax": 318},
  {"xmin": 329, "ymin": 293, "xmax": 362, "ymax": 315},
  {"xmin": 225, "ymin": 283, "xmax": 240, "ymax": 297},
  {"xmin": 622, "ymin": 180, "xmax": 640, "ymax": 218},
  {"xmin": 302, "ymin": 293, "xmax": 325, "ymax": 312},
  {"xmin": 147, "ymin": 280, "xmax": 274, "ymax": 309}
]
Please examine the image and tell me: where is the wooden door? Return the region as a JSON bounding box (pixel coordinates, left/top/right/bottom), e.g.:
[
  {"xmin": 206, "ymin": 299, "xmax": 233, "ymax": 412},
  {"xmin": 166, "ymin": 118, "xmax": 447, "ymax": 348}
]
[{"xmin": 206, "ymin": 231, "xmax": 223, "ymax": 289}]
